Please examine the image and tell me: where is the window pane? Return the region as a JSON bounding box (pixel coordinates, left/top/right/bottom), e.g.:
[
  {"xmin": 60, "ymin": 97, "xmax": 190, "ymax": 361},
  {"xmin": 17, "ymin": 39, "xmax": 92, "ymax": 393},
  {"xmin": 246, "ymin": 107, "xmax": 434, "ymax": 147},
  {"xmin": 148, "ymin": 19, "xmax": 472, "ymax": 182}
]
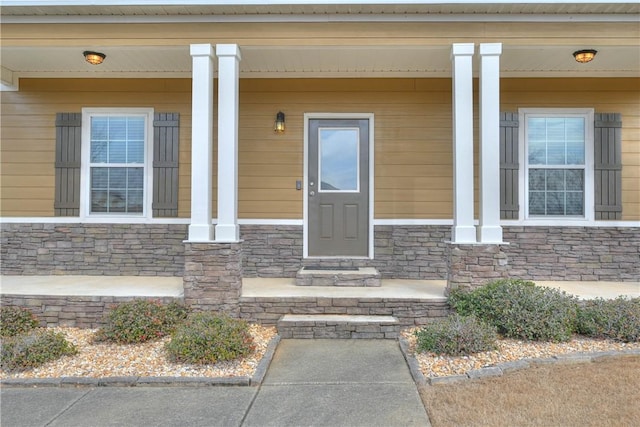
[
  {"xmin": 547, "ymin": 140, "xmax": 566, "ymax": 165},
  {"xmin": 109, "ymin": 168, "xmax": 126, "ymax": 189},
  {"xmin": 529, "ymin": 192, "xmax": 546, "ymax": 215},
  {"xmin": 91, "ymin": 168, "xmax": 108, "ymax": 188},
  {"xmin": 528, "ymin": 140, "xmax": 546, "ymax": 165},
  {"xmin": 108, "ymin": 190, "xmax": 126, "ymax": 212},
  {"xmin": 91, "ymin": 140, "xmax": 108, "ymax": 163},
  {"xmin": 128, "ymin": 117, "xmax": 145, "ymax": 140},
  {"xmin": 546, "ymin": 192, "xmax": 564, "ymax": 215},
  {"xmin": 546, "ymin": 170, "xmax": 565, "ymax": 191},
  {"xmin": 91, "ymin": 117, "xmax": 108, "ymax": 140},
  {"xmin": 91, "ymin": 191, "xmax": 108, "ymax": 212},
  {"xmin": 566, "ymin": 139, "xmax": 585, "ymax": 165},
  {"xmin": 127, "ymin": 190, "xmax": 143, "ymax": 213},
  {"xmin": 566, "ymin": 192, "xmax": 584, "ymax": 216},
  {"xmin": 527, "ymin": 118, "xmax": 546, "ymax": 143},
  {"xmin": 108, "ymin": 140, "xmax": 126, "ymax": 163},
  {"xmin": 546, "ymin": 118, "xmax": 566, "ymax": 142},
  {"xmin": 566, "ymin": 170, "xmax": 584, "ymax": 191},
  {"xmin": 108, "ymin": 117, "xmax": 127, "ymax": 140},
  {"xmin": 565, "ymin": 118, "xmax": 585, "ymax": 141},
  {"xmin": 319, "ymin": 128, "xmax": 359, "ymax": 191},
  {"xmin": 127, "ymin": 140, "xmax": 144, "ymax": 163},
  {"xmin": 127, "ymin": 168, "xmax": 144, "ymax": 189},
  {"xmin": 529, "ymin": 169, "xmax": 546, "ymax": 191}
]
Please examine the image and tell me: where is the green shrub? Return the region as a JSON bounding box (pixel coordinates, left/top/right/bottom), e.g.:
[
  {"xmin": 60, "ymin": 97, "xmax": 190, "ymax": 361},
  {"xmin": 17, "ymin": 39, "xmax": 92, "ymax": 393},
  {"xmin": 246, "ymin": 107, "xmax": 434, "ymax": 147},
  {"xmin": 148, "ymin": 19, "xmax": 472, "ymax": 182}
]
[
  {"xmin": 414, "ymin": 314, "xmax": 498, "ymax": 356},
  {"xmin": 1, "ymin": 330, "xmax": 77, "ymax": 372},
  {"xmin": 95, "ymin": 300, "xmax": 189, "ymax": 344},
  {"xmin": 449, "ymin": 279, "xmax": 579, "ymax": 342},
  {"xmin": 0, "ymin": 306, "xmax": 40, "ymax": 338},
  {"xmin": 577, "ymin": 297, "xmax": 640, "ymax": 342},
  {"xmin": 165, "ymin": 312, "xmax": 255, "ymax": 364}
]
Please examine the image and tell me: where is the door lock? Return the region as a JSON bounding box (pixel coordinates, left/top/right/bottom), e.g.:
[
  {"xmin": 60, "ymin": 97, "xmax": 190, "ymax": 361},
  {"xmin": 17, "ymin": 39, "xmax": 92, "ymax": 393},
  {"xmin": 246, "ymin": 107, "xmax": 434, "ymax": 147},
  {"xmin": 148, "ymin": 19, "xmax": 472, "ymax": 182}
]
[{"xmin": 309, "ymin": 191, "xmax": 315, "ymax": 196}]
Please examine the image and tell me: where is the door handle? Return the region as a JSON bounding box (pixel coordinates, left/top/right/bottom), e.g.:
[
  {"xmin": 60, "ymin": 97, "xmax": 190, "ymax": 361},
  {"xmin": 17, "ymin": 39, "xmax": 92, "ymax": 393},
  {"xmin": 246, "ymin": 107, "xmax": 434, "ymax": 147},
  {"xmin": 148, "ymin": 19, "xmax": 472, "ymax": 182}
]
[{"xmin": 309, "ymin": 191, "xmax": 315, "ymax": 196}]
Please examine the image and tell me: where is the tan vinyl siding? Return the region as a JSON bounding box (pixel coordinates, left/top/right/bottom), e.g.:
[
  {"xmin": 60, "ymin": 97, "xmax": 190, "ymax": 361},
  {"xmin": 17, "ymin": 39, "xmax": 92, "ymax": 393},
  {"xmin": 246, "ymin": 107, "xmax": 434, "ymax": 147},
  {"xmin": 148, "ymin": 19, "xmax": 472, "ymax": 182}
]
[
  {"xmin": 0, "ymin": 78, "xmax": 194, "ymax": 217},
  {"xmin": 238, "ymin": 78, "xmax": 452, "ymax": 219},
  {"xmin": 501, "ymin": 78, "xmax": 640, "ymax": 221},
  {"xmin": 1, "ymin": 77, "xmax": 638, "ymax": 220}
]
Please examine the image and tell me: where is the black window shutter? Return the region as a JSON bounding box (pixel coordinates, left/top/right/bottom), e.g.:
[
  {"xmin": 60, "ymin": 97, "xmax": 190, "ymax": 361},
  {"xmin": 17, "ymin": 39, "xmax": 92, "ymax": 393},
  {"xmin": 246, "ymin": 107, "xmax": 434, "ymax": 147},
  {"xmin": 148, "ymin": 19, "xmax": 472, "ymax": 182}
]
[
  {"xmin": 54, "ymin": 113, "xmax": 82, "ymax": 216},
  {"xmin": 500, "ymin": 112, "xmax": 519, "ymax": 219},
  {"xmin": 594, "ymin": 113, "xmax": 623, "ymax": 220},
  {"xmin": 153, "ymin": 113, "xmax": 180, "ymax": 217}
]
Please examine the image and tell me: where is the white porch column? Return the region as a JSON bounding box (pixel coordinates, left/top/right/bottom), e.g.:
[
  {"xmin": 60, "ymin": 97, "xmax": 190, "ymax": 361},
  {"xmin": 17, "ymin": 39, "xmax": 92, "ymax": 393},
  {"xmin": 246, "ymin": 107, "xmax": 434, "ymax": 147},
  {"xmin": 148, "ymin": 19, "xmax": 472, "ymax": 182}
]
[
  {"xmin": 214, "ymin": 44, "xmax": 242, "ymax": 242},
  {"xmin": 451, "ymin": 43, "xmax": 477, "ymax": 243},
  {"xmin": 477, "ymin": 43, "xmax": 504, "ymax": 243},
  {"xmin": 188, "ymin": 44, "xmax": 215, "ymax": 242}
]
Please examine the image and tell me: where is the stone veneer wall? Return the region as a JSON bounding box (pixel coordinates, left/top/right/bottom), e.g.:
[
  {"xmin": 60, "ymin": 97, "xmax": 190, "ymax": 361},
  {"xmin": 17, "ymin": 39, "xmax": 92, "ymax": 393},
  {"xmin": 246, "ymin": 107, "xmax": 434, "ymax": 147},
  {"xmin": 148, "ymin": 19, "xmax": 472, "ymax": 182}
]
[
  {"xmin": 239, "ymin": 296, "xmax": 449, "ymax": 327},
  {"xmin": 241, "ymin": 225, "xmax": 303, "ymax": 277},
  {"xmin": 1, "ymin": 223, "xmax": 637, "ymax": 282},
  {"xmin": 373, "ymin": 225, "xmax": 450, "ymax": 279},
  {"xmin": 241, "ymin": 224, "xmax": 450, "ymax": 280},
  {"xmin": 0, "ymin": 294, "xmax": 181, "ymax": 328},
  {"xmin": 446, "ymin": 244, "xmax": 509, "ymax": 292},
  {"xmin": 183, "ymin": 243, "xmax": 243, "ymax": 317},
  {"xmin": 502, "ymin": 226, "xmax": 640, "ymax": 282},
  {"xmin": 0, "ymin": 223, "xmax": 187, "ymax": 276}
]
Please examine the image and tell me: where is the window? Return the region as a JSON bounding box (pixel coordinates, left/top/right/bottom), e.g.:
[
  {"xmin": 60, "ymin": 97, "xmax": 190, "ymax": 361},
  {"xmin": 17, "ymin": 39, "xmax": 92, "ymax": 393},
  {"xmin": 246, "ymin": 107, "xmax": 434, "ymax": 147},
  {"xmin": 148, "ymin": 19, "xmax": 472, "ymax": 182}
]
[
  {"xmin": 521, "ymin": 109, "xmax": 594, "ymax": 220},
  {"xmin": 319, "ymin": 128, "xmax": 360, "ymax": 192},
  {"xmin": 81, "ymin": 108, "xmax": 153, "ymax": 217}
]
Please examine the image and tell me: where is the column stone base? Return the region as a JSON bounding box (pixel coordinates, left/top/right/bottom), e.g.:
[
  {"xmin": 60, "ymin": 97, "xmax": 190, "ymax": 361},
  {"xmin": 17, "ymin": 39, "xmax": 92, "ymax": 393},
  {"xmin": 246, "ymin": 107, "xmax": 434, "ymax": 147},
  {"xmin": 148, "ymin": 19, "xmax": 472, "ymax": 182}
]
[
  {"xmin": 183, "ymin": 242, "xmax": 243, "ymax": 317},
  {"xmin": 446, "ymin": 243, "xmax": 509, "ymax": 295}
]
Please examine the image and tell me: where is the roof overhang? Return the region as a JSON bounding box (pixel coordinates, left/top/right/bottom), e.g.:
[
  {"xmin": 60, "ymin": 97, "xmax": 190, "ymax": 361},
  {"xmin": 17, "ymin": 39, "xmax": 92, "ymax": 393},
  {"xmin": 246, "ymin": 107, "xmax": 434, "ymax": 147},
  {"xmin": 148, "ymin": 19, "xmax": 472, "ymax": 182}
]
[
  {"xmin": 1, "ymin": 1, "xmax": 638, "ymax": 88},
  {"xmin": 2, "ymin": 1, "xmax": 639, "ymax": 23}
]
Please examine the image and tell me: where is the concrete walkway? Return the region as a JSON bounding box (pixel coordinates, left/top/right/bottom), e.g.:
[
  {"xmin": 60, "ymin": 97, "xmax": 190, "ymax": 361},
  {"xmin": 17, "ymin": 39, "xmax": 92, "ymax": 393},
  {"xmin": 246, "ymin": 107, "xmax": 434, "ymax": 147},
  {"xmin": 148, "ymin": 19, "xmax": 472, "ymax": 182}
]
[{"xmin": 0, "ymin": 340, "xmax": 430, "ymax": 427}]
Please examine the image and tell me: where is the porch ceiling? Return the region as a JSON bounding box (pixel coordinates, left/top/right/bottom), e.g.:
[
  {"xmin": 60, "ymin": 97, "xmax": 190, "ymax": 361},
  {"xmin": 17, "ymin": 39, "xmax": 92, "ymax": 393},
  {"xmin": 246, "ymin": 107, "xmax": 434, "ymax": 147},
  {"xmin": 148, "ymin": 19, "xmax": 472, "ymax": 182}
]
[{"xmin": 2, "ymin": 44, "xmax": 638, "ymax": 81}]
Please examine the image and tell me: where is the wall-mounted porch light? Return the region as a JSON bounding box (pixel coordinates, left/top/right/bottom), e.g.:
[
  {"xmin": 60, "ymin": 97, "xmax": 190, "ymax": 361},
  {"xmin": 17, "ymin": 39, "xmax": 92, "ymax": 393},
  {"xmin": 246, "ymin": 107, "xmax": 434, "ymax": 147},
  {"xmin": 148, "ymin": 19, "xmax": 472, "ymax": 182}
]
[
  {"xmin": 274, "ymin": 111, "xmax": 285, "ymax": 133},
  {"xmin": 83, "ymin": 51, "xmax": 106, "ymax": 65},
  {"xmin": 573, "ymin": 49, "xmax": 597, "ymax": 63}
]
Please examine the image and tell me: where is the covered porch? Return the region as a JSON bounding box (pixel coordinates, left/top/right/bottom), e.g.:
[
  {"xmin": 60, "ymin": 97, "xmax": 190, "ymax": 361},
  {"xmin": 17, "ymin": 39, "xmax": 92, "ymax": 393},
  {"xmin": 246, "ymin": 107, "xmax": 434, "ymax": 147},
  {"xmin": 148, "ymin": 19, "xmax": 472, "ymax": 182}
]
[{"xmin": 2, "ymin": 275, "xmax": 638, "ymax": 331}]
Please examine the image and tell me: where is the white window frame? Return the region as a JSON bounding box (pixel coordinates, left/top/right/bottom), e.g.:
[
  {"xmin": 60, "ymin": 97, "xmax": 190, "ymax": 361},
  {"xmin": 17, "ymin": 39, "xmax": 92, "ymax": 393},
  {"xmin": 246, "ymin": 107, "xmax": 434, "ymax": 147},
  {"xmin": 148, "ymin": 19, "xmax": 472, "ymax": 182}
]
[
  {"xmin": 518, "ymin": 108, "xmax": 595, "ymax": 223},
  {"xmin": 80, "ymin": 107, "xmax": 154, "ymax": 219}
]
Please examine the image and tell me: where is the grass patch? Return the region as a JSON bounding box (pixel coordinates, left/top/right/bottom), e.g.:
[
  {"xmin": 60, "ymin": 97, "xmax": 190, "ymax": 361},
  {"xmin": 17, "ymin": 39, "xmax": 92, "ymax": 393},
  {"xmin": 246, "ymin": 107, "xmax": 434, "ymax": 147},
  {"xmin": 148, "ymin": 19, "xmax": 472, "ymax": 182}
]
[{"xmin": 420, "ymin": 356, "xmax": 640, "ymax": 427}]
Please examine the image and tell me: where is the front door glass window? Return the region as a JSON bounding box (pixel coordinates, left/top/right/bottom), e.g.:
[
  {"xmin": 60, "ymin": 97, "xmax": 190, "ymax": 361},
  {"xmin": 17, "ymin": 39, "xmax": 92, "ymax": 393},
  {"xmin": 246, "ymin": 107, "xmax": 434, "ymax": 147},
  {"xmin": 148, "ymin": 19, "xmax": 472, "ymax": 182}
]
[{"xmin": 318, "ymin": 128, "xmax": 359, "ymax": 192}]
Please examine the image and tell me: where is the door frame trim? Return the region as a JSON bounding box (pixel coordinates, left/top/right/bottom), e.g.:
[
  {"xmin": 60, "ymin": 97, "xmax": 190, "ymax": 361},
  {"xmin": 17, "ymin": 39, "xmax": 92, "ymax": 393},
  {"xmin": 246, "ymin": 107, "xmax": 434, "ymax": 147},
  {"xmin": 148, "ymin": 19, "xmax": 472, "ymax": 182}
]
[{"xmin": 303, "ymin": 113, "xmax": 375, "ymax": 259}]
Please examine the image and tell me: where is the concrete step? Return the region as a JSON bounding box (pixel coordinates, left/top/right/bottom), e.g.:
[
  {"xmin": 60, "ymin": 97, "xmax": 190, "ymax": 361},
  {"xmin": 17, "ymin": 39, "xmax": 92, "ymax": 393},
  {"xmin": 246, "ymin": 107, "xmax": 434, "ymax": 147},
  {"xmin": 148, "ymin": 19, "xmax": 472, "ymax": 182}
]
[
  {"xmin": 295, "ymin": 267, "xmax": 381, "ymax": 287},
  {"xmin": 277, "ymin": 314, "xmax": 400, "ymax": 339}
]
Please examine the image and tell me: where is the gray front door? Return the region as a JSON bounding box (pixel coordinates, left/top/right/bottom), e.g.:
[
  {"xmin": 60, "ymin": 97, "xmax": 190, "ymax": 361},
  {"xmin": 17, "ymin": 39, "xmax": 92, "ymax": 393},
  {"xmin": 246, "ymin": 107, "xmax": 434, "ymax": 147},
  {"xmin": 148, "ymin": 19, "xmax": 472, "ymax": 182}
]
[{"xmin": 308, "ymin": 119, "xmax": 369, "ymax": 257}]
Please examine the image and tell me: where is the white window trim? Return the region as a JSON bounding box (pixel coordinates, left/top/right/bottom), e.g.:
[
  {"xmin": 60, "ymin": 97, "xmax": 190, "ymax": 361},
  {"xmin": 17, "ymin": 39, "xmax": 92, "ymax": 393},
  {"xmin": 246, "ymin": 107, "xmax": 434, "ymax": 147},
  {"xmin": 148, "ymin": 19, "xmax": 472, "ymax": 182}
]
[
  {"xmin": 80, "ymin": 107, "xmax": 154, "ymax": 220},
  {"xmin": 518, "ymin": 108, "xmax": 595, "ymax": 223}
]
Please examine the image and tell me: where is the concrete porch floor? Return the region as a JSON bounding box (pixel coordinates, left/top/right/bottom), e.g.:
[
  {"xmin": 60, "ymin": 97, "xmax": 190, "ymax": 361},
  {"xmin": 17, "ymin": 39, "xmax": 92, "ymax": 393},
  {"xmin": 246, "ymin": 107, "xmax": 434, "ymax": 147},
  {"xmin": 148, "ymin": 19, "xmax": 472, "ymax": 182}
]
[{"xmin": 0, "ymin": 275, "xmax": 638, "ymax": 300}]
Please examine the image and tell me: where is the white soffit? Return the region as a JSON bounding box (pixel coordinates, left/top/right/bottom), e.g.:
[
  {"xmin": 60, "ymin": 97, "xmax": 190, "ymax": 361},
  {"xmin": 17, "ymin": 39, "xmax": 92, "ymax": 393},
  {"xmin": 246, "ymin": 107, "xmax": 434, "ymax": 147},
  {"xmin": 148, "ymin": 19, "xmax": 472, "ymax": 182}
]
[{"xmin": 1, "ymin": 45, "xmax": 638, "ymax": 78}]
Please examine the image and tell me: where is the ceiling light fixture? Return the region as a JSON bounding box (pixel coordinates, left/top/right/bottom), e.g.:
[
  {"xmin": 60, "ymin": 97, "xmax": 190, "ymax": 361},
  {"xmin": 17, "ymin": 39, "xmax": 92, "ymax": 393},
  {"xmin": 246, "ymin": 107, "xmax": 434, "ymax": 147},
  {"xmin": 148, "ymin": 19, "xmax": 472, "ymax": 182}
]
[
  {"xmin": 83, "ymin": 51, "xmax": 106, "ymax": 65},
  {"xmin": 573, "ymin": 49, "xmax": 597, "ymax": 63}
]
